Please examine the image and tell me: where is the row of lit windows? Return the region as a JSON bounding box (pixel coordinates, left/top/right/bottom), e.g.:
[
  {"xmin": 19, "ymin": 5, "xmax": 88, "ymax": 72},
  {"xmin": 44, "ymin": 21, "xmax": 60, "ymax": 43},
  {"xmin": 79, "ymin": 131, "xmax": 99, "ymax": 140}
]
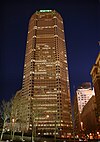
[
  {"xmin": 25, "ymin": 60, "xmax": 61, "ymax": 65},
  {"xmin": 26, "ymin": 35, "xmax": 65, "ymax": 43},
  {"xmin": 34, "ymin": 124, "xmax": 60, "ymax": 127},
  {"xmin": 33, "ymin": 25, "xmax": 64, "ymax": 32},
  {"xmin": 33, "ymin": 104, "xmax": 57, "ymax": 106},
  {"xmin": 35, "ymin": 51, "xmax": 56, "ymax": 56},
  {"xmin": 24, "ymin": 71, "xmax": 63, "ymax": 77}
]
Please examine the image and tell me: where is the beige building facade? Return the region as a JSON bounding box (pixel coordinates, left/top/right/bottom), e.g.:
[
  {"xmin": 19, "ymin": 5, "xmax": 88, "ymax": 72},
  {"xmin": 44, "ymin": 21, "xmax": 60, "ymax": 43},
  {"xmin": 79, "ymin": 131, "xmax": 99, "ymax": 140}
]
[
  {"xmin": 11, "ymin": 10, "xmax": 73, "ymax": 138},
  {"xmin": 73, "ymin": 82, "xmax": 95, "ymax": 136}
]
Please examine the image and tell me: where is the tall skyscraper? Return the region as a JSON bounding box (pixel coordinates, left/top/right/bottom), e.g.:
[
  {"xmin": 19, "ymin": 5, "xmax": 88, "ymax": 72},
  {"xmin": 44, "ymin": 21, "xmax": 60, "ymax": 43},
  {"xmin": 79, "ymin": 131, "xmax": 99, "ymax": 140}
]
[{"xmin": 12, "ymin": 10, "xmax": 73, "ymax": 138}]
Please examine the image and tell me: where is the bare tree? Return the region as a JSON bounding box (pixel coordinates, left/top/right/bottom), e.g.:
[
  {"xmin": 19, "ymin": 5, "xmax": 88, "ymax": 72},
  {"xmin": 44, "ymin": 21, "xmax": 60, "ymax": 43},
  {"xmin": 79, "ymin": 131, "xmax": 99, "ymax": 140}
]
[
  {"xmin": 0, "ymin": 99, "xmax": 12, "ymax": 140},
  {"xmin": 19, "ymin": 118, "xmax": 27, "ymax": 141}
]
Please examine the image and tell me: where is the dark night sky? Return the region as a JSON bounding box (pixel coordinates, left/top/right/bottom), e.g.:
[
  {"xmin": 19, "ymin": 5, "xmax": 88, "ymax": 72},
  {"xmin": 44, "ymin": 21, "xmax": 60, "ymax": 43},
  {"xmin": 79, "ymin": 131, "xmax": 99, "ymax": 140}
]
[{"xmin": 0, "ymin": 0, "xmax": 100, "ymax": 102}]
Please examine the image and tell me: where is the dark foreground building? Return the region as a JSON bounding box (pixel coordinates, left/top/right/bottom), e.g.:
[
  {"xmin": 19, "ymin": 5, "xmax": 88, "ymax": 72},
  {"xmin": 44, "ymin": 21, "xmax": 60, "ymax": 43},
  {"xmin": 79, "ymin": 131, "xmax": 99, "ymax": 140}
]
[
  {"xmin": 81, "ymin": 96, "xmax": 98, "ymax": 137},
  {"xmin": 11, "ymin": 10, "xmax": 73, "ymax": 138},
  {"xmin": 90, "ymin": 52, "xmax": 100, "ymax": 132}
]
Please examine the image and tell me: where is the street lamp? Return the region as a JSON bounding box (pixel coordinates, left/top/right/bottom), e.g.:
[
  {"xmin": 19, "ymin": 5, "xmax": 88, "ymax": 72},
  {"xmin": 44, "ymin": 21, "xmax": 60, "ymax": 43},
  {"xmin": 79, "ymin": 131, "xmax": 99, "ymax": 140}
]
[
  {"xmin": 46, "ymin": 115, "xmax": 49, "ymax": 118},
  {"xmin": 80, "ymin": 121, "xmax": 84, "ymax": 139},
  {"xmin": 80, "ymin": 122, "xmax": 83, "ymax": 130},
  {"xmin": 11, "ymin": 118, "xmax": 15, "ymax": 141},
  {"xmin": 12, "ymin": 119, "xmax": 14, "ymax": 123},
  {"xmin": 97, "ymin": 131, "xmax": 99, "ymax": 139}
]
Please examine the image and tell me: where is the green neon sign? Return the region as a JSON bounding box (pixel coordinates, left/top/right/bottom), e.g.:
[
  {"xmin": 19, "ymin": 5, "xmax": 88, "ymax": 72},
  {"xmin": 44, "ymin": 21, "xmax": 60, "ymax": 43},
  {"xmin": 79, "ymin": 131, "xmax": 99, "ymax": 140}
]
[{"xmin": 40, "ymin": 10, "xmax": 52, "ymax": 12}]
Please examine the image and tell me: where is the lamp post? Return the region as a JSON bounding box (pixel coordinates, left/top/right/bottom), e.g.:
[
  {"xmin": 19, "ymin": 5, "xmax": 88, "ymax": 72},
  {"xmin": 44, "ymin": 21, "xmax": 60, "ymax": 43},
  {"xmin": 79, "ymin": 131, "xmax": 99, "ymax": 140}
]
[
  {"xmin": 46, "ymin": 114, "xmax": 50, "ymax": 136},
  {"xmin": 80, "ymin": 122, "xmax": 83, "ymax": 130},
  {"xmin": 46, "ymin": 115, "xmax": 49, "ymax": 119},
  {"xmin": 80, "ymin": 121, "xmax": 83, "ymax": 139},
  {"xmin": 11, "ymin": 118, "xmax": 15, "ymax": 141},
  {"xmin": 97, "ymin": 131, "xmax": 99, "ymax": 140}
]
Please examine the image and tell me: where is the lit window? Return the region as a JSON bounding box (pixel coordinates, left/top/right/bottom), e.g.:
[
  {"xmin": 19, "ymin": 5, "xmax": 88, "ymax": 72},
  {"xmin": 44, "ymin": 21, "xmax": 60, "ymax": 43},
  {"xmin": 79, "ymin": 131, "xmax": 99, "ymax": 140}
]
[{"xmin": 23, "ymin": 75, "xmax": 25, "ymax": 79}]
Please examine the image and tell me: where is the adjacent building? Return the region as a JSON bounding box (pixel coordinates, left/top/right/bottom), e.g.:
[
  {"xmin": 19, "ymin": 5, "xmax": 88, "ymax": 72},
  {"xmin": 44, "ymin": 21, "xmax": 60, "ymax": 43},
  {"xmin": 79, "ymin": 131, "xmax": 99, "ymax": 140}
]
[
  {"xmin": 81, "ymin": 96, "xmax": 98, "ymax": 136},
  {"xmin": 90, "ymin": 52, "xmax": 100, "ymax": 132},
  {"xmin": 73, "ymin": 82, "xmax": 95, "ymax": 136},
  {"xmin": 76, "ymin": 82, "xmax": 95, "ymax": 114},
  {"xmin": 11, "ymin": 10, "xmax": 73, "ymax": 138}
]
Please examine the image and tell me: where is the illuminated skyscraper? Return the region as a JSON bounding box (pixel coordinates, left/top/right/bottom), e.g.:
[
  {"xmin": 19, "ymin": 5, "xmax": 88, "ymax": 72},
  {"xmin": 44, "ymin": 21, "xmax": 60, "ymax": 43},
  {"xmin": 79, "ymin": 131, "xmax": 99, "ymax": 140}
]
[{"xmin": 13, "ymin": 10, "xmax": 73, "ymax": 137}]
